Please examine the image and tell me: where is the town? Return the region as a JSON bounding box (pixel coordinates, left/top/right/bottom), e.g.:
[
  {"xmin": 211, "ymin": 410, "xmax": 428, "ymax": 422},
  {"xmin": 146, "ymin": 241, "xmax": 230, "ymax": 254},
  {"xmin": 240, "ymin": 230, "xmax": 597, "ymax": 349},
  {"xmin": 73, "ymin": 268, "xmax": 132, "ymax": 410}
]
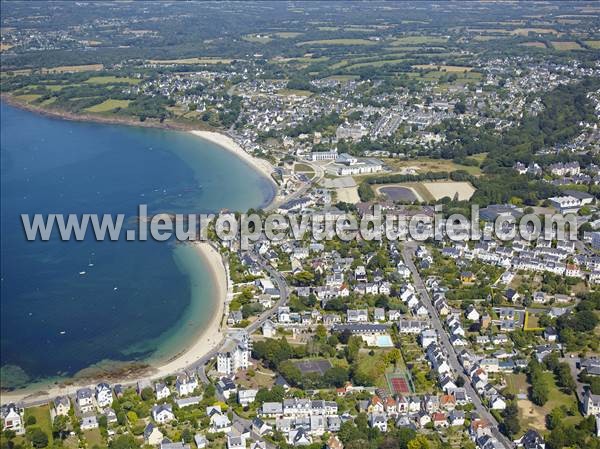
[{"xmin": 2, "ymin": 2, "xmax": 600, "ymax": 449}]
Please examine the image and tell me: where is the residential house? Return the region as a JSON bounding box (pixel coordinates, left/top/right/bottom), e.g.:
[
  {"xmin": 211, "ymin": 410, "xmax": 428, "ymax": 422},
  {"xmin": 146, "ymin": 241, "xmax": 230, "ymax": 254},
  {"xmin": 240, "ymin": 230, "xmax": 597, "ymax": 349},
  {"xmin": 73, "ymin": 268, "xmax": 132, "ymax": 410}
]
[
  {"xmin": 53, "ymin": 396, "xmax": 70, "ymax": 417},
  {"xmin": 155, "ymin": 383, "xmax": 171, "ymax": 400},
  {"xmin": 144, "ymin": 424, "xmax": 164, "ymax": 446},
  {"xmin": 76, "ymin": 388, "xmax": 95, "ymax": 414},
  {"xmin": 152, "ymin": 404, "xmax": 175, "ymax": 424},
  {"xmin": 81, "ymin": 415, "xmax": 99, "ymax": 430},
  {"xmin": 175, "ymin": 373, "xmax": 198, "ymax": 397},
  {"xmin": 369, "ymin": 414, "xmax": 388, "ymax": 432},
  {"xmin": 1, "ymin": 404, "xmax": 23, "ymax": 435},
  {"xmin": 238, "ymin": 389, "xmax": 258, "ymax": 406},
  {"xmin": 584, "ymin": 391, "xmax": 600, "ymax": 416}
]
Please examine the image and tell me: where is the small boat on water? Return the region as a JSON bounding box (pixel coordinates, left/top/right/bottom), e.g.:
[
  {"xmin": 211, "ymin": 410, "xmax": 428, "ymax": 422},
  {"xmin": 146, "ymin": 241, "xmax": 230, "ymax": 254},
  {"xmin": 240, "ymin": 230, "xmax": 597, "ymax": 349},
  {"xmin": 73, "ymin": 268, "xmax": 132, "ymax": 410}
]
[
  {"xmin": 59, "ymin": 331, "xmax": 66, "ymax": 335},
  {"xmin": 79, "ymin": 271, "xmax": 86, "ymax": 275}
]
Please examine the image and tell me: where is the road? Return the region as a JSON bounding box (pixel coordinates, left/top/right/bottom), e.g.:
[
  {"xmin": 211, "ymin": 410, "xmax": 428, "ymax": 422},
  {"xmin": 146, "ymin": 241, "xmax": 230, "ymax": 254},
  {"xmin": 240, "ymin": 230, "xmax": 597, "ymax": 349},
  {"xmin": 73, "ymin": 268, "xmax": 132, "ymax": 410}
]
[
  {"xmin": 401, "ymin": 244, "xmax": 513, "ymax": 449},
  {"xmin": 190, "ymin": 251, "xmax": 289, "ymax": 377},
  {"xmin": 265, "ymin": 159, "xmax": 324, "ymax": 213}
]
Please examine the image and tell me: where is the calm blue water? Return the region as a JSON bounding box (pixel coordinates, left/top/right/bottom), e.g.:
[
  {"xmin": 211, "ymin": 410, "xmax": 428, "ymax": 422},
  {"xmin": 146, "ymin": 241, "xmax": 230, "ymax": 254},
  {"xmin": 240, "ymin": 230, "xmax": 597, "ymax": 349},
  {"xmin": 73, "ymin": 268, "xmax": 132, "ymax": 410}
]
[{"xmin": 0, "ymin": 103, "xmax": 273, "ymax": 388}]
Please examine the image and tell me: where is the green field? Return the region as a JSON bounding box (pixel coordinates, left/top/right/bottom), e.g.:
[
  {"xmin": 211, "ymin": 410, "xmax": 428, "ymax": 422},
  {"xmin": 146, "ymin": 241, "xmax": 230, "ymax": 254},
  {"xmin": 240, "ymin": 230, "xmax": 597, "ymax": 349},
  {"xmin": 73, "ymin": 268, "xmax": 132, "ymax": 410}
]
[
  {"xmin": 24, "ymin": 404, "xmax": 53, "ymax": 445},
  {"xmin": 298, "ymin": 38, "xmax": 377, "ymax": 46},
  {"xmin": 584, "ymin": 40, "xmax": 600, "ymax": 49},
  {"xmin": 277, "ymin": 89, "xmax": 313, "ymax": 97},
  {"xmin": 85, "ymin": 76, "xmax": 140, "ymax": 85},
  {"xmin": 551, "ymin": 41, "xmax": 583, "ymax": 51},
  {"xmin": 390, "ymin": 35, "xmax": 448, "ymax": 45},
  {"xmin": 345, "ymin": 58, "xmax": 408, "ymax": 70},
  {"xmin": 413, "ymin": 64, "xmax": 473, "ymax": 72},
  {"xmin": 274, "ymin": 32, "xmax": 303, "ymax": 38},
  {"xmin": 85, "ymin": 99, "xmax": 131, "ymax": 113},
  {"xmin": 15, "ymin": 94, "xmax": 41, "ymax": 103}
]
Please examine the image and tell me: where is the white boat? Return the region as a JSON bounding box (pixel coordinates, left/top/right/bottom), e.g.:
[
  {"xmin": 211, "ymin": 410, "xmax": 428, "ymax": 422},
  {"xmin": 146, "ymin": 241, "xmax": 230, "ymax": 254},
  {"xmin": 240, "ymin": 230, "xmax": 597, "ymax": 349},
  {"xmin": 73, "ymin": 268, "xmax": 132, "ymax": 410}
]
[{"xmin": 79, "ymin": 271, "xmax": 86, "ymax": 275}]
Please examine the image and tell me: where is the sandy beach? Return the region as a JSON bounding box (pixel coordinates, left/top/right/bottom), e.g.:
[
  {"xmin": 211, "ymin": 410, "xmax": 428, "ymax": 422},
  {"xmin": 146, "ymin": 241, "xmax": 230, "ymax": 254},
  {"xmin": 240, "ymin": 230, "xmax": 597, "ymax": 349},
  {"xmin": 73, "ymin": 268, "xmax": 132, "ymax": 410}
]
[
  {"xmin": 189, "ymin": 130, "xmax": 276, "ymax": 189},
  {"xmin": 0, "ymin": 242, "xmax": 228, "ymax": 405},
  {"xmin": 150, "ymin": 241, "xmax": 227, "ymax": 378}
]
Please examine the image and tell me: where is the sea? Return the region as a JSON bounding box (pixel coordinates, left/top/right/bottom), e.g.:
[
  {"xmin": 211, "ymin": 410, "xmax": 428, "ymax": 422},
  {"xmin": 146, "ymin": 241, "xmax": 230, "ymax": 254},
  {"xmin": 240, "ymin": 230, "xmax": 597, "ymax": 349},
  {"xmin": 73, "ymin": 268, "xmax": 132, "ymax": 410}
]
[{"xmin": 0, "ymin": 102, "xmax": 274, "ymax": 389}]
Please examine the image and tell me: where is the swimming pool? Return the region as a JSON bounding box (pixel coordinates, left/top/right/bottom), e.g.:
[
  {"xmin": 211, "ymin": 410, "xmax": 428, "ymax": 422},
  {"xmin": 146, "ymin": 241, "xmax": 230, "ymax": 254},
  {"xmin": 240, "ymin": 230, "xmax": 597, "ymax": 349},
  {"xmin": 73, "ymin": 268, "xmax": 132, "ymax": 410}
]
[{"xmin": 376, "ymin": 335, "xmax": 394, "ymax": 347}]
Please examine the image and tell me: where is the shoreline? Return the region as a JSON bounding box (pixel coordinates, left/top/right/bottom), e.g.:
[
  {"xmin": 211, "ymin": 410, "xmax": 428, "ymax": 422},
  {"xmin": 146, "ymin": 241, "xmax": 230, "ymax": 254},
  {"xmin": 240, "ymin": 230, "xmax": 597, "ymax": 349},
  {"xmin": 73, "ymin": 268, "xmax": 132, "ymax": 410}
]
[
  {"xmin": 0, "ymin": 97, "xmax": 270, "ymax": 405},
  {"xmin": 189, "ymin": 130, "xmax": 277, "ymax": 195},
  {"xmin": 147, "ymin": 241, "xmax": 226, "ymax": 379},
  {"xmin": 1, "ymin": 95, "xmax": 280, "ymax": 208},
  {"xmin": 0, "ymin": 242, "xmax": 228, "ymax": 405}
]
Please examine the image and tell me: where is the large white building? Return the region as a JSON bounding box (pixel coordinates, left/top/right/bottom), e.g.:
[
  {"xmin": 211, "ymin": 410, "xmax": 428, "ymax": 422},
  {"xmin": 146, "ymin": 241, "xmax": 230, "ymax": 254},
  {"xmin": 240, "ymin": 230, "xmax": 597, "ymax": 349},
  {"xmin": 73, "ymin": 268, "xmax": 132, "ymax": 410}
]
[
  {"xmin": 548, "ymin": 195, "xmax": 581, "ymax": 214},
  {"xmin": 308, "ymin": 149, "xmax": 338, "ymax": 161},
  {"xmin": 217, "ymin": 333, "xmax": 251, "ymax": 375},
  {"xmin": 336, "ymin": 122, "xmax": 368, "ymax": 141},
  {"xmin": 95, "ymin": 383, "xmax": 113, "ymax": 409}
]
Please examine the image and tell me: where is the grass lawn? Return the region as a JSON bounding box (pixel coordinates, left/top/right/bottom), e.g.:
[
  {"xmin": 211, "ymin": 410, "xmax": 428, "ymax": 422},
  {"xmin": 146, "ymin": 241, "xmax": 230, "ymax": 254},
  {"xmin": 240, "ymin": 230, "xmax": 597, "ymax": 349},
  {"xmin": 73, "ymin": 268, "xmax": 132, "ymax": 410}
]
[
  {"xmin": 85, "ymin": 99, "xmax": 130, "ymax": 113},
  {"xmin": 383, "ymin": 157, "xmax": 482, "ymax": 176},
  {"xmin": 505, "ymin": 372, "xmax": 581, "ymax": 434},
  {"xmin": 83, "ymin": 428, "xmax": 104, "ymax": 447},
  {"xmin": 356, "ymin": 349, "xmax": 394, "ymax": 388},
  {"xmin": 584, "ymin": 40, "xmax": 600, "ymax": 49},
  {"xmin": 235, "ymin": 366, "xmax": 275, "ymax": 389},
  {"xmin": 294, "ymin": 163, "xmax": 314, "ymax": 172},
  {"xmin": 551, "ymin": 41, "xmax": 583, "ymax": 50},
  {"xmin": 85, "ymin": 76, "xmax": 140, "ymax": 85},
  {"xmin": 24, "ymin": 404, "xmax": 53, "ymax": 445}
]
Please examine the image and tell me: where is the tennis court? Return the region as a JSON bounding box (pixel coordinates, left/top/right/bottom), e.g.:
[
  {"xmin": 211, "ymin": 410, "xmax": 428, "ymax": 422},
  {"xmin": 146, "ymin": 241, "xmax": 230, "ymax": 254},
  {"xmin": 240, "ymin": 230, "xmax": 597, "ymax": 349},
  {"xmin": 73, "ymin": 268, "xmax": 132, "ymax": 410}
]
[{"xmin": 386, "ymin": 371, "xmax": 415, "ymax": 395}]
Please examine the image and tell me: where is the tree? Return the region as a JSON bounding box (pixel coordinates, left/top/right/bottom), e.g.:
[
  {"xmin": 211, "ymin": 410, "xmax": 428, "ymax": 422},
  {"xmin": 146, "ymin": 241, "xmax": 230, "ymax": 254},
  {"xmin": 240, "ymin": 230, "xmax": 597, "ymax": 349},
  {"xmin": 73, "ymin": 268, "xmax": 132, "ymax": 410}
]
[
  {"xmin": 454, "ymin": 102, "xmax": 466, "ymax": 114},
  {"xmin": 140, "ymin": 387, "xmax": 154, "ymax": 401},
  {"xmin": 109, "ymin": 434, "xmax": 140, "ymax": 449},
  {"xmin": 407, "ymin": 435, "xmax": 430, "ymax": 449},
  {"xmin": 547, "ymin": 407, "xmax": 565, "ymax": 430},
  {"xmin": 278, "ymin": 360, "xmax": 302, "ymax": 386},
  {"xmin": 53, "ymin": 415, "xmax": 69, "ymax": 439},
  {"xmin": 346, "ymin": 336, "xmax": 362, "ymax": 363},
  {"xmin": 501, "ymin": 402, "xmax": 520, "ymax": 438},
  {"xmin": 323, "ymin": 367, "xmax": 349, "ymax": 387},
  {"xmin": 27, "ymin": 428, "xmax": 48, "ymax": 449}
]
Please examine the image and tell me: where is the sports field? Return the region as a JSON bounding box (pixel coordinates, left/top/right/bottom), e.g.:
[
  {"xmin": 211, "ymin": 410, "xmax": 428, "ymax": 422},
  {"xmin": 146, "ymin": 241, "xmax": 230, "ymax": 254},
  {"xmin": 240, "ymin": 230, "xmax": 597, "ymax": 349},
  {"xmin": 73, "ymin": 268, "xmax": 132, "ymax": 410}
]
[{"xmin": 386, "ymin": 370, "xmax": 415, "ymax": 395}]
